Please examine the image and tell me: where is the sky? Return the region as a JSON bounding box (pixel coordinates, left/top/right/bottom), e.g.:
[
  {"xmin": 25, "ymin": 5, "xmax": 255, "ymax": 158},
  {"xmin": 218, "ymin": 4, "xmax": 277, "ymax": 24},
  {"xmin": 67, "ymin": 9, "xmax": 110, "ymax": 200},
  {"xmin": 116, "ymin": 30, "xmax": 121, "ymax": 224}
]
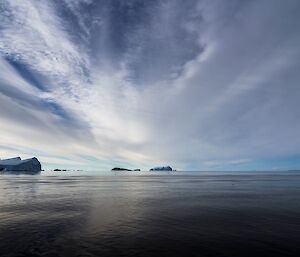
[{"xmin": 1, "ymin": 0, "xmax": 300, "ymax": 171}]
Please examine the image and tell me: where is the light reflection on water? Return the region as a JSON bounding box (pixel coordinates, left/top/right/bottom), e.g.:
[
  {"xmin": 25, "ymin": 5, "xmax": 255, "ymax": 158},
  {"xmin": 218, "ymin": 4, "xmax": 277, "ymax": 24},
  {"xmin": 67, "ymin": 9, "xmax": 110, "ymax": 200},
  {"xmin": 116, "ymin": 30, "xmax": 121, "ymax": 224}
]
[{"xmin": 1, "ymin": 173, "xmax": 300, "ymax": 257}]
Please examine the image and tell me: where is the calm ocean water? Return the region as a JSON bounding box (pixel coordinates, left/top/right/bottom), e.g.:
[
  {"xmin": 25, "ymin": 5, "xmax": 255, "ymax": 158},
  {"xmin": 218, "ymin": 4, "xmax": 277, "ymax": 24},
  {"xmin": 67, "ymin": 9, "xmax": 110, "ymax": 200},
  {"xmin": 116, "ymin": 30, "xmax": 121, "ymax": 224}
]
[{"xmin": 1, "ymin": 172, "xmax": 300, "ymax": 257}]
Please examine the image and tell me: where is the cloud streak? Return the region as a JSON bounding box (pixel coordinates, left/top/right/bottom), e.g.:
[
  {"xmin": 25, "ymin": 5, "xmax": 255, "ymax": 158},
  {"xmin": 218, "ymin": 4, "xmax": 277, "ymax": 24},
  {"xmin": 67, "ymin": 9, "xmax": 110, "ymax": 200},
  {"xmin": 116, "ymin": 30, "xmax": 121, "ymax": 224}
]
[{"xmin": 1, "ymin": 0, "xmax": 300, "ymax": 170}]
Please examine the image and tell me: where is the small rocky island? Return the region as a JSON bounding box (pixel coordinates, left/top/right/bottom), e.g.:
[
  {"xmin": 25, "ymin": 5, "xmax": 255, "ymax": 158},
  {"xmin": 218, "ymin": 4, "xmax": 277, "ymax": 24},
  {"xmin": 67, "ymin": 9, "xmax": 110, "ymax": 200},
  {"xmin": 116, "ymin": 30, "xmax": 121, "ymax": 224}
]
[
  {"xmin": 0, "ymin": 157, "xmax": 42, "ymax": 174},
  {"xmin": 150, "ymin": 166, "xmax": 173, "ymax": 171},
  {"xmin": 112, "ymin": 167, "xmax": 141, "ymax": 171}
]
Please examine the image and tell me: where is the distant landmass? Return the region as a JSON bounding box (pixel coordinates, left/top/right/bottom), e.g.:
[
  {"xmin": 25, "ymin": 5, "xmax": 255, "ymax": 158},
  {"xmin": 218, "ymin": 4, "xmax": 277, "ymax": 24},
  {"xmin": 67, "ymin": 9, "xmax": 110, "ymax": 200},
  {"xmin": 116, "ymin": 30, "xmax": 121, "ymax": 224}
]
[
  {"xmin": 0, "ymin": 157, "xmax": 41, "ymax": 174},
  {"xmin": 111, "ymin": 166, "xmax": 173, "ymax": 171}
]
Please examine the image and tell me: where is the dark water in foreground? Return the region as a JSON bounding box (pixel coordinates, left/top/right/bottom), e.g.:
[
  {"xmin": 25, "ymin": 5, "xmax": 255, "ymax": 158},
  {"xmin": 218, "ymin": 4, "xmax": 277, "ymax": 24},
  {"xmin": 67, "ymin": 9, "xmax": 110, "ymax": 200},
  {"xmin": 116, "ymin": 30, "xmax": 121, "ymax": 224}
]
[{"xmin": 1, "ymin": 173, "xmax": 300, "ymax": 257}]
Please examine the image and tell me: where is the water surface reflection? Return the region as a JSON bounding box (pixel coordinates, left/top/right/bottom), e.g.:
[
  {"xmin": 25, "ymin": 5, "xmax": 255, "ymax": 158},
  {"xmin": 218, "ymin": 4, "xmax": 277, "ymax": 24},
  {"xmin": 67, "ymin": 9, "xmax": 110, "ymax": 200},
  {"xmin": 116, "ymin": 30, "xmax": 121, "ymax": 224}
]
[{"xmin": 1, "ymin": 174, "xmax": 300, "ymax": 257}]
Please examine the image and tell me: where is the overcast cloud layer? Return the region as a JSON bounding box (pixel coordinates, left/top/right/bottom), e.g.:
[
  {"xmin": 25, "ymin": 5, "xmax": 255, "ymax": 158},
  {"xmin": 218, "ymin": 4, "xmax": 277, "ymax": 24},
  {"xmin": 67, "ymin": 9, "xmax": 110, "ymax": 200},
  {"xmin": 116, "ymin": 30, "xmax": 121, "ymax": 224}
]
[{"xmin": 1, "ymin": 0, "xmax": 300, "ymax": 170}]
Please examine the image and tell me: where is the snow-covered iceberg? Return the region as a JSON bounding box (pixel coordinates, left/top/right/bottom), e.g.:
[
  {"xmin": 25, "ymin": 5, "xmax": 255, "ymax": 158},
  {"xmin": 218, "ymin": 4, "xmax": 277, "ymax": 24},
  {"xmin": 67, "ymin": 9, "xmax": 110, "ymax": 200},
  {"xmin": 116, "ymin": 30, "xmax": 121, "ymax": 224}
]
[{"xmin": 0, "ymin": 157, "xmax": 41, "ymax": 174}]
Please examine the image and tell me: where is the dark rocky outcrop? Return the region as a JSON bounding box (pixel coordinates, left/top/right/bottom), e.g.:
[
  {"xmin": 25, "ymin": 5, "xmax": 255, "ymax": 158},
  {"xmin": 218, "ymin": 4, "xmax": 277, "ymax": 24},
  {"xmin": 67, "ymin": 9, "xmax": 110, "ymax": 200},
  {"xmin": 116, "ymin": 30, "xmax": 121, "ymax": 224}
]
[
  {"xmin": 112, "ymin": 167, "xmax": 132, "ymax": 171},
  {"xmin": 150, "ymin": 166, "xmax": 172, "ymax": 171},
  {"xmin": 111, "ymin": 167, "xmax": 141, "ymax": 171}
]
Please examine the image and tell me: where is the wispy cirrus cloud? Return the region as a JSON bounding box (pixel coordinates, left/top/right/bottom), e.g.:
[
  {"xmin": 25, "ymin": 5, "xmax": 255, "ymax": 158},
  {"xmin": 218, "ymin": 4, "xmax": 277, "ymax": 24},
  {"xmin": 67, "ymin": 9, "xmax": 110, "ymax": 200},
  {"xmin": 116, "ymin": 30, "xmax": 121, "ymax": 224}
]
[{"xmin": 1, "ymin": 0, "xmax": 300, "ymax": 170}]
